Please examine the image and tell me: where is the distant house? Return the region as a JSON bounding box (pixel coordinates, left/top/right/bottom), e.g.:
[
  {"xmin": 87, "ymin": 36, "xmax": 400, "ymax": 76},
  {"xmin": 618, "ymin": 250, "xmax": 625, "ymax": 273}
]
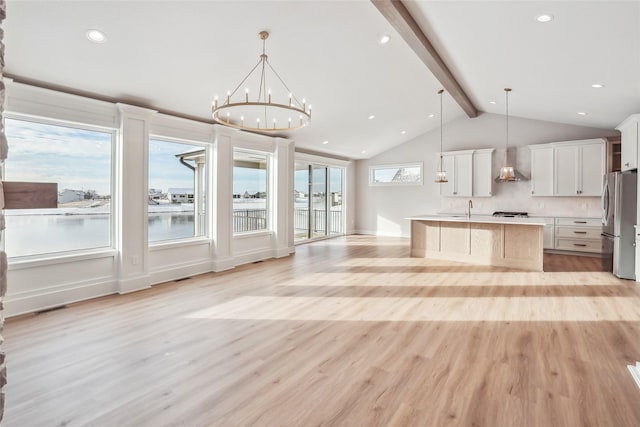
[
  {"xmin": 58, "ymin": 189, "xmax": 84, "ymax": 204},
  {"xmin": 167, "ymin": 188, "xmax": 194, "ymax": 204}
]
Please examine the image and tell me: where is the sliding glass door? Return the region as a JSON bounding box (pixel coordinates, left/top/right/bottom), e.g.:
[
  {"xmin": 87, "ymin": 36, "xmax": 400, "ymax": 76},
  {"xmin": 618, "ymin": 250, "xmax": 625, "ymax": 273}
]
[{"xmin": 294, "ymin": 162, "xmax": 344, "ymax": 243}]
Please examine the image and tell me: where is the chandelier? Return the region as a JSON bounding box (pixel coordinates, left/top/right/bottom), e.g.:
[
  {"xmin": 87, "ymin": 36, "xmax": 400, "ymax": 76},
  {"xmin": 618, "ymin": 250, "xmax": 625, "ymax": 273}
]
[
  {"xmin": 435, "ymin": 89, "xmax": 448, "ymax": 183},
  {"xmin": 212, "ymin": 31, "xmax": 311, "ymax": 132}
]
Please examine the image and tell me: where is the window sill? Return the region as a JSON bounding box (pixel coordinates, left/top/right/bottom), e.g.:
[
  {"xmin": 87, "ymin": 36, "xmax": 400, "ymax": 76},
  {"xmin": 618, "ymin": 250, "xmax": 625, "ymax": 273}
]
[
  {"xmin": 149, "ymin": 237, "xmax": 211, "ymax": 250},
  {"xmin": 232, "ymin": 230, "xmax": 273, "ymax": 240},
  {"xmin": 8, "ymin": 248, "xmax": 118, "ymax": 270}
]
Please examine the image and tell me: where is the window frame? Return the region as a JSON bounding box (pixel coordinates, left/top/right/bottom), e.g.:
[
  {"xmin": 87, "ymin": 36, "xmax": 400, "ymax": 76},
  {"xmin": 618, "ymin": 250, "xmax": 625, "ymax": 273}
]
[
  {"xmin": 232, "ymin": 147, "xmax": 272, "ymax": 236},
  {"xmin": 3, "ymin": 113, "xmax": 117, "ymax": 260},
  {"xmin": 147, "ymin": 135, "xmax": 210, "ymax": 245},
  {"xmin": 368, "ymin": 162, "xmax": 424, "ymax": 187}
]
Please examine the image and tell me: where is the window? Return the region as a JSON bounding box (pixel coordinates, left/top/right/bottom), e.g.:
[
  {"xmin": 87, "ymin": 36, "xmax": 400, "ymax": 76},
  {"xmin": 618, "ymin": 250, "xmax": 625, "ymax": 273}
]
[
  {"xmin": 4, "ymin": 117, "xmax": 114, "ymax": 257},
  {"xmin": 233, "ymin": 149, "xmax": 269, "ymax": 233},
  {"xmin": 148, "ymin": 138, "xmax": 207, "ymax": 242},
  {"xmin": 369, "ymin": 163, "xmax": 423, "ymax": 186}
]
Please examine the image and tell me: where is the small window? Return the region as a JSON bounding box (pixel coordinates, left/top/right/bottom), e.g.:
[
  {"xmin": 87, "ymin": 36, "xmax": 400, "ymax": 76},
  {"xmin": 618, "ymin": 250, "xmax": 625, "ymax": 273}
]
[
  {"xmin": 148, "ymin": 138, "xmax": 207, "ymax": 243},
  {"xmin": 233, "ymin": 149, "xmax": 269, "ymax": 234},
  {"xmin": 369, "ymin": 163, "xmax": 423, "ymax": 186}
]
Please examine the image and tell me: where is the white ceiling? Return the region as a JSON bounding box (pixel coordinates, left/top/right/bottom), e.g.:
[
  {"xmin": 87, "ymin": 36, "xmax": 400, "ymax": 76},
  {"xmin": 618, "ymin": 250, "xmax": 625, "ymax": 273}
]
[{"xmin": 4, "ymin": 1, "xmax": 640, "ymax": 160}]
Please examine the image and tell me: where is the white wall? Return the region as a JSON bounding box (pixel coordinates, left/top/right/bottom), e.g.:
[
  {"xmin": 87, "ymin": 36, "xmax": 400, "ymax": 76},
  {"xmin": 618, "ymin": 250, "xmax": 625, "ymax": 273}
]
[
  {"xmin": 3, "ymin": 80, "xmax": 295, "ymax": 316},
  {"xmin": 356, "ymin": 112, "xmax": 616, "ymax": 237}
]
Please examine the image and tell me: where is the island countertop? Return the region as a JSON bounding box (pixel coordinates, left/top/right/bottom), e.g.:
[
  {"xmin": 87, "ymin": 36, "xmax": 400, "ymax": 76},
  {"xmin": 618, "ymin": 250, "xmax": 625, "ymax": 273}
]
[{"xmin": 407, "ymin": 214, "xmax": 547, "ymax": 226}]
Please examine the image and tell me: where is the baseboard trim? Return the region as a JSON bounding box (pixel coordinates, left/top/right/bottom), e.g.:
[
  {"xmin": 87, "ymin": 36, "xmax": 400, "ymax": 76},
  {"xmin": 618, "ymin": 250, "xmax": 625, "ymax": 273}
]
[
  {"xmin": 117, "ymin": 274, "xmax": 151, "ymax": 294},
  {"xmin": 149, "ymin": 259, "xmax": 214, "ymax": 285},
  {"xmin": 4, "ymin": 278, "xmax": 117, "ymax": 318}
]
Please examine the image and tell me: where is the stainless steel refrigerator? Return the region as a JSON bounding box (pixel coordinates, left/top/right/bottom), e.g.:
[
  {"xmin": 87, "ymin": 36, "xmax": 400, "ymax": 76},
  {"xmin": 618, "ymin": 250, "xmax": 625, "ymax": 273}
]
[{"xmin": 602, "ymin": 171, "xmax": 637, "ymax": 280}]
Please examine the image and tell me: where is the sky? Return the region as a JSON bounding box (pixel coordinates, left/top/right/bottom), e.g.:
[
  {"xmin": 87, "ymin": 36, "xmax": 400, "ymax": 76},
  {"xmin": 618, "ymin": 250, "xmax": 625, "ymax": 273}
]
[{"xmin": 4, "ymin": 118, "xmax": 287, "ymax": 197}]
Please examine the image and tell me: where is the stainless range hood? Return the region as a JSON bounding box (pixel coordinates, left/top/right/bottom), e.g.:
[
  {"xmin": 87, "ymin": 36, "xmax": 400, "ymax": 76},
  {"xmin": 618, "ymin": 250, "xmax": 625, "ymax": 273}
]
[{"xmin": 494, "ymin": 147, "xmax": 529, "ymax": 182}]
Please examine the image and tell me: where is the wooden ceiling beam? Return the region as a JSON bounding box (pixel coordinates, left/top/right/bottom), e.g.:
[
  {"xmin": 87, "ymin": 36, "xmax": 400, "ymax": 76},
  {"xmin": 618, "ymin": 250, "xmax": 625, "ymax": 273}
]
[{"xmin": 372, "ymin": 0, "xmax": 478, "ymax": 118}]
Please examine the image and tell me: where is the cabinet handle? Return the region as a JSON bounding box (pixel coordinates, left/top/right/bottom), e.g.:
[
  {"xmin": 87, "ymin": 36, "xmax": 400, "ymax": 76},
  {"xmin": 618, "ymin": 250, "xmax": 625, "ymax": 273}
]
[
  {"xmin": 531, "ymin": 191, "xmax": 534, "ymax": 195},
  {"xmin": 573, "ymin": 231, "xmax": 587, "ymax": 234},
  {"xmin": 625, "ymin": 162, "xmax": 630, "ymax": 167},
  {"xmin": 574, "ymin": 221, "xmax": 587, "ymax": 224},
  {"xmin": 573, "ymin": 243, "xmax": 587, "ymax": 247},
  {"xmin": 453, "ymin": 192, "xmax": 457, "ymax": 195}
]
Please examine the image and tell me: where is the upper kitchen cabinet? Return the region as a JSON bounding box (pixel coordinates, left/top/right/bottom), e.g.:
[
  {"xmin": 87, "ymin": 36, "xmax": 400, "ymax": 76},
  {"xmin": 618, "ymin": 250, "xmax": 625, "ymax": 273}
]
[
  {"xmin": 553, "ymin": 139, "xmax": 605, "ymax": 196},
  {"xmin": 529, "ymin": 144, "xmax": 554, "ymax": 196},
  {"xmin": 529, "ymin": 139, "xmax": 605, "ymax": 197},
  {"xmin": 472, "ymin": 149, "xmax": 495, "ymax": 197},
  {"xmin": 617, "ymin": 114, "xmax": 640, "ymax": 171},
  {"xmin": 439, "ymin": 149, "xmax": 494, "ymax": 197},
  {"xmin": 439, "ymin": 151, "xmax": 472, "ymax": 197}
]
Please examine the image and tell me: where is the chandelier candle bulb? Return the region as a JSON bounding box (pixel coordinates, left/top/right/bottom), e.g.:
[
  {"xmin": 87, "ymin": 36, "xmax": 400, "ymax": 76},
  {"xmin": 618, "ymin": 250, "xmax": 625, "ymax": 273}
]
[
  {"xmin": 226, "ymin": 91, "xmax": 230, "ymax": 104},
  {"xmin": 213, "ymin": 96, "xmax": 218, "ymax": 109},
  {"xmin": 245, "ymin": 88, "xmax": 249, "ymax": 103},
  {"xmin": 241, "ymin": 116, "xmax": 244, "ymax": 126},
  {"xmin": 268, "ymin": 89, "xmax": 272, "ymax": 104}
]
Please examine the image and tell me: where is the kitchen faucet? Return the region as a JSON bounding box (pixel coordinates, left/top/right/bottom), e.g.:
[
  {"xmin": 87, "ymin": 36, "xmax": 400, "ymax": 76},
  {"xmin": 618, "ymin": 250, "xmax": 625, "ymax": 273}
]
[{"xmin": 467, "ymin": 200, "xmax": 473, "ymax": 218}]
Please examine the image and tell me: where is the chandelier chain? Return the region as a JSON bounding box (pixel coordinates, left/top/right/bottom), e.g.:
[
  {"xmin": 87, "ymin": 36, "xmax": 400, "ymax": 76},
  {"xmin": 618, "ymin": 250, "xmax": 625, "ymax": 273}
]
[
  {"xmin": 229, "ymin": 58, "xmax": 262, "ymax": 99},
  {"xmin": 266, "ymin": 60, "xmax": 303, "ymax": 108}
]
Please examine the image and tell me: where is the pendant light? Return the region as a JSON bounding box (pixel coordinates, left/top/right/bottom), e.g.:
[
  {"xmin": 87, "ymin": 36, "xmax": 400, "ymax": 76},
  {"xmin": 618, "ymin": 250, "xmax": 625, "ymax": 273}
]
[
  {"xmin": 435, "ymin": 89, "xmax": 448, "ymax": 183},
  {"xmin": 497, "ymin": 87, "xmax": 518, "ymax": 181}
]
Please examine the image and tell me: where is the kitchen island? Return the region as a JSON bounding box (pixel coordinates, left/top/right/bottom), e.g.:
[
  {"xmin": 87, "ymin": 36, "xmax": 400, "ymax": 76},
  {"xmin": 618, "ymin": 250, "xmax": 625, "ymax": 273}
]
[{"xmin": 408, "ymin": 215, "xmax": 547, "ymax": 271}]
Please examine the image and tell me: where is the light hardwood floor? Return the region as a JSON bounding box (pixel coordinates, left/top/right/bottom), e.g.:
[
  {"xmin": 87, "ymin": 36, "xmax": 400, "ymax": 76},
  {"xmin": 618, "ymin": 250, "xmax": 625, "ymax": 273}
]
[{"xmin": 4, "ymin": 235, "xmax": 640, "ymax": 426}]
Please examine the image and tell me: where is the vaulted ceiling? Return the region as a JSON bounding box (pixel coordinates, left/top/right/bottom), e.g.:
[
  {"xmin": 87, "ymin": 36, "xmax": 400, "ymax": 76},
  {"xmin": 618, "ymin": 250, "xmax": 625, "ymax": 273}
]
[{"xmin": 4, "ymin": 1, "xmax": 640, "ymax": 159}]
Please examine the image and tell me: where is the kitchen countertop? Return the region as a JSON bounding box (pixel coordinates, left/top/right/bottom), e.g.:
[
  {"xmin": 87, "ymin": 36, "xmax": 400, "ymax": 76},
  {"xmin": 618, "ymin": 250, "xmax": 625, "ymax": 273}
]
[{"xmin": 408, "ymin": 214, "xmax": 547, "ymax": 226}]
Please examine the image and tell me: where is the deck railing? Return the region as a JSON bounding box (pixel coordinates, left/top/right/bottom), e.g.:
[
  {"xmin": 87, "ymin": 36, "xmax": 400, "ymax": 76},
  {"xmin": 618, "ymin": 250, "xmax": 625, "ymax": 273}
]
[{"xmin": 233, "ymin": 208, "xmax": 343, "ymax": 234}]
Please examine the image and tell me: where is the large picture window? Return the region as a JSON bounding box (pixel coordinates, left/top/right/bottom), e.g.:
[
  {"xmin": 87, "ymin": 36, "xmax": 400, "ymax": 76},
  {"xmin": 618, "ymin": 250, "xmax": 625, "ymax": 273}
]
[
  {"xmin": 4, "ymin": 117, "xmax": 114, "ymax": 258},
  {"xmin": 233, "ymin": 149, "xmax": 269, "ymax": 233},
  {"xmin": 148, "ymin": 138, "xmax": 207, "ymax": 242}
]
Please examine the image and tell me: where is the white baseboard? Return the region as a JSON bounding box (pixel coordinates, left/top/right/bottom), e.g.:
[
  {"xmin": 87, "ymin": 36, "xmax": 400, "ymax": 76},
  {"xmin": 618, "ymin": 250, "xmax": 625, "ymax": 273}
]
[
  {"xmin": 211, "ymin": 256, "xmax": 235, "ymax": 272},
  {"xmin": 233, "ymin": 248, "xmax": 276, "ymax": 266},
  {"xmin": 149, "ymin": 259, "xmax": 214, "ymax": 285},
  {"xmin": 117, "ymin": 274, "xmax": 151, "ymax": 294},
  {"xmin": 4, "ymin": 277, "xmax": 117, "ymax": 317},
  {"xmin": 628, "ymin": 362, "xmax": 640, "ymax": 391}
]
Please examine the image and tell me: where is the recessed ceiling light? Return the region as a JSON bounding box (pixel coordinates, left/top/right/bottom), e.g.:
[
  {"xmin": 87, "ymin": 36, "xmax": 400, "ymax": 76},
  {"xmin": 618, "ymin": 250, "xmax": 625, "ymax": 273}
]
[
  {"xmin": 577, "ymin": 111, "xmax": 588, "ymax": 116},
  {"xmin": 368, "ymin": 115, "xmax": 375, "ymax": 120},
  {"xmin": 536, "ymin": 14, "xmax": 554, "ymax": 23},
  {"xmin": 591, "ymin": 84, "xmax": 604, "ymax": 88},
  {"xmin": 489, "ymin": 101, "xmax": 496, "ymax": 105},
  {"xmin": 322, "ymin": 140, "xmax": 329, "ymax": 145},
  {"xmin": 380, "ymin": 35, "xmax": 391, "ymax": 44},
  {"xmin": 401, "ymin": 130, "xmax": 406, "ymax": 135},
  {"xmin": 86, "ymin": 29, "xmax": 107, "ymax": 43},
  {"xmin": 428, "ymin": 114, "xmax": 435, "ymax": 118},
  {"xmin": 361, "ymin": 150, "xmax": 367, "ymax": 154}
]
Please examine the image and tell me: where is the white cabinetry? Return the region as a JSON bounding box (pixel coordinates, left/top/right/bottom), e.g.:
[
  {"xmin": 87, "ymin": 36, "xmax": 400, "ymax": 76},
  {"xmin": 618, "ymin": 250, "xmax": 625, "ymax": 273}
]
[
  {"xmin": 472, "ymin": 149, "xmax": 495, "ymax": 197},
  {"xmin": 440, "ymin": 152, "xmax": 472, "ymax": 197},
  {"xmin": 439, "ymin": 149, "xmax": 494, "ymax": 197},
  {"xmin": 541, "ymin": 217, "xmax": 555, "ymax": 249},
  {"xmin": 554, "ymin": 217, "xmax": 603, "ymax": 253},
  {"xmin": 529, "ymin": 145, "xmax": 554, "ymax": 196},
  {"xmin": 617, "ymin": 114, "xmax": 639, "ymax": 171},
  {"xmin": 553, "ymin": 139, "xmax": 605, "ymax": 197}
]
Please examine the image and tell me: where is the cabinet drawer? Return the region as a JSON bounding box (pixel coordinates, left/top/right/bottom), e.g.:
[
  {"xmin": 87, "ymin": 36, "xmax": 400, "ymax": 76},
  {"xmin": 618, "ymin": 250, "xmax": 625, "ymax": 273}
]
[
  {"xmin": 555, "ymin": 217, "xmax": 601, "ymax": 227},
  {"xmin": 555, "ymin": 226, "xmax": 602, "ymax": 239},
  {"xmin": 555, "ymin": 238, "xmax": 602, "ymax": 253}
]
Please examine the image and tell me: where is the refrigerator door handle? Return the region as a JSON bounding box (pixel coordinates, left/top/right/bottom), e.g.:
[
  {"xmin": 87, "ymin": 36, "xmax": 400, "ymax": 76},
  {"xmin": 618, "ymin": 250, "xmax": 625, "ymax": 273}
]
[{"xmin": 601, "ymin": 183, "xmax": 609, "ymax": 226}]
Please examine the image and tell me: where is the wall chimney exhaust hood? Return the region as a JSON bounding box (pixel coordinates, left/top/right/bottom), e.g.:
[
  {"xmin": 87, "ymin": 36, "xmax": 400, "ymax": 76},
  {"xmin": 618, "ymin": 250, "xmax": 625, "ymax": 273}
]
[
  {"xmin": 495, "ymin": 87, "xmax": 528, "ymax": 182},
  {"xmin": 494, "ymin": 147, "xmax": 529, "ymax": 182}
]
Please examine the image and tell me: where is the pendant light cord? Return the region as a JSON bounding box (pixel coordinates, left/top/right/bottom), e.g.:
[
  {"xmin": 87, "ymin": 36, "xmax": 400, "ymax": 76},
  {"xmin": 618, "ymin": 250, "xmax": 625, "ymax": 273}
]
[
  {"xmin": 439, "ymin": 89, "xmax": 444, "ymax": 169},
  {"xmin": 504, "ymin": 88, "xmax": 511, "ymax": 165}
]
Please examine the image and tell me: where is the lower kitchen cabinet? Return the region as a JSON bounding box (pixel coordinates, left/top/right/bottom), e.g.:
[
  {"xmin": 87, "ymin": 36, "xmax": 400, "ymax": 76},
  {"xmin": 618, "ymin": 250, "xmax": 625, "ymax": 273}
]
[{"xmin": 554, "ymin": 217, "xmax": 603, "ymax": 254}]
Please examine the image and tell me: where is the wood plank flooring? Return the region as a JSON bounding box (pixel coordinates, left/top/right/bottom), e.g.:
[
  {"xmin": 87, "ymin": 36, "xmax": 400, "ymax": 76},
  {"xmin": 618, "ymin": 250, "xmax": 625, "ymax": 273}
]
[{"xmin": 3, "ymin": 235, "xmax": 640, "ymax": 426}]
